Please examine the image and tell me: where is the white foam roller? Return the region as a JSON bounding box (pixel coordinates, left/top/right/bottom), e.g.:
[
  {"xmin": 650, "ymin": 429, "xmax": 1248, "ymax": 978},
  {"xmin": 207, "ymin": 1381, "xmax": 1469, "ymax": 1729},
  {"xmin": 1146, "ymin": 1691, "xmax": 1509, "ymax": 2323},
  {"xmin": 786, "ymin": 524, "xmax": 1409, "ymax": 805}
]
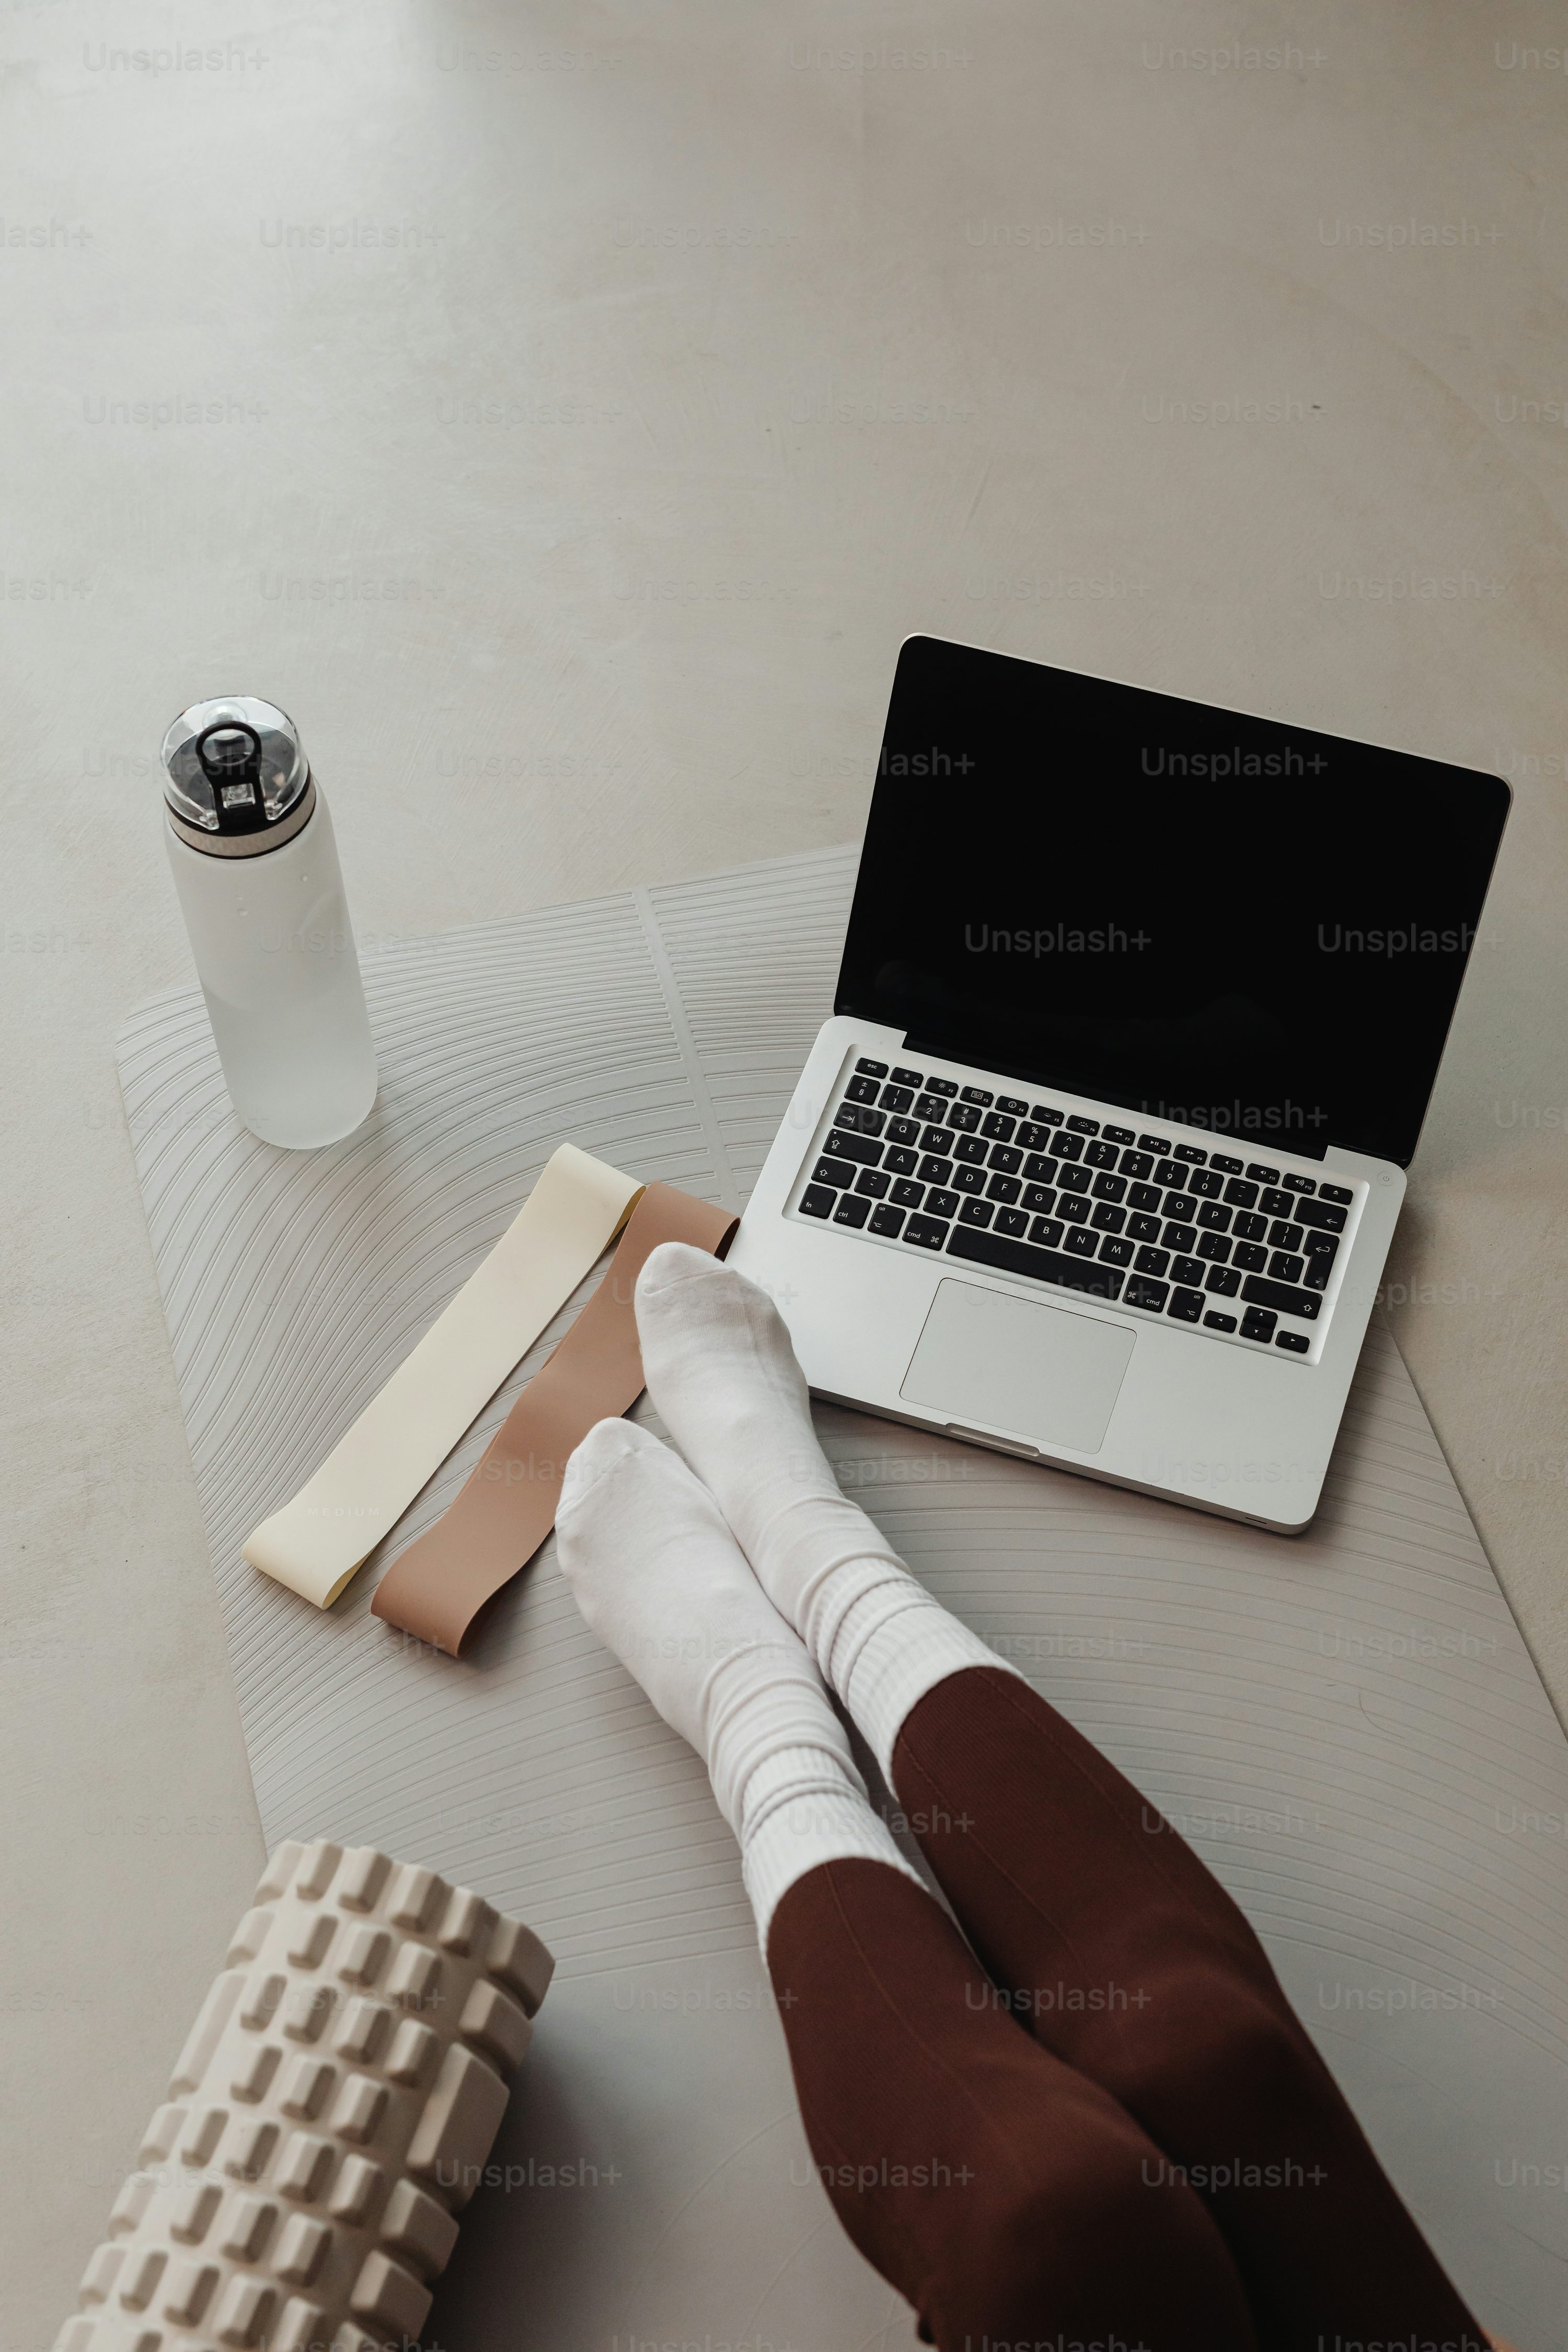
[{"xmin": 56, "ymin": 1839, "xmax": 553, "ymax": 2352}]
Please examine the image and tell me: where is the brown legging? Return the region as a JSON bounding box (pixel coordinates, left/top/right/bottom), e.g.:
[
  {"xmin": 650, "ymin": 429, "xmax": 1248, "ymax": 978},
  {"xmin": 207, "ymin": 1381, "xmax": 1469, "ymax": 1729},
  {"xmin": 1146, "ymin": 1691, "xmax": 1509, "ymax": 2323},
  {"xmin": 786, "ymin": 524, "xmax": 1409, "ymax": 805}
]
[{"xmin": 766, "ymin": 1665, "xmax": 1488, "ymax": 2352}]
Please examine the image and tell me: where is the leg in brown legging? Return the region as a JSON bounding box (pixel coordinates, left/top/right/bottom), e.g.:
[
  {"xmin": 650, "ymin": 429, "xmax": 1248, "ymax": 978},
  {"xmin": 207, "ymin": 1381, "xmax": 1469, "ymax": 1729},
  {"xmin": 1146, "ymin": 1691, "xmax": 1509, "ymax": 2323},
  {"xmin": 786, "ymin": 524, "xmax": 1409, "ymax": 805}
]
[
  {"xmin": 766, "ymin": 1852, "xmax": 1260, "ymax": 2352},
  {"xmin": 890, "ymin": 1665, "xmax": 1488, "ymax": 2352}
]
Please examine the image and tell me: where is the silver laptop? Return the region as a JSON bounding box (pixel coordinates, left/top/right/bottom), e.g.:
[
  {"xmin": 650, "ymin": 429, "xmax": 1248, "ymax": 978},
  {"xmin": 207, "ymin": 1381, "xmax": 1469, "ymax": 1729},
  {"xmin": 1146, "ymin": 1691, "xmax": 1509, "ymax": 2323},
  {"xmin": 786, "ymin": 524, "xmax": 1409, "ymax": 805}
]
[{"xmin": 729, "ymin": 636, "xmax": 1510, "ymax": 1534}]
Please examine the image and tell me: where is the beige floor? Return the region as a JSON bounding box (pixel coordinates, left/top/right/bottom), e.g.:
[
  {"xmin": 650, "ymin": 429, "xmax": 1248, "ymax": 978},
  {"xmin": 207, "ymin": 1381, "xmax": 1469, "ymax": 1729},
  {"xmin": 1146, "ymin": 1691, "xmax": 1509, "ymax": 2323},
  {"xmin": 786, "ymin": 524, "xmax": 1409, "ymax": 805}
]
[{"xmin": 3, "ymin": 1, "xmax": 1565, "ymax": 2339}]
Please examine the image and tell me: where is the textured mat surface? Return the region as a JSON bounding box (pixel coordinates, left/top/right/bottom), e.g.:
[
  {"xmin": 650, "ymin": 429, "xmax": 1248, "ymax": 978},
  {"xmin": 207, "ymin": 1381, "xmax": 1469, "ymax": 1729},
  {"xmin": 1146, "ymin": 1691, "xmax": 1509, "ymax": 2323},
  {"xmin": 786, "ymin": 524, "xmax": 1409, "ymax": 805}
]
[{"xmin": 118, "ymin": 847, "xmax": 1568, "ymax": 2350}]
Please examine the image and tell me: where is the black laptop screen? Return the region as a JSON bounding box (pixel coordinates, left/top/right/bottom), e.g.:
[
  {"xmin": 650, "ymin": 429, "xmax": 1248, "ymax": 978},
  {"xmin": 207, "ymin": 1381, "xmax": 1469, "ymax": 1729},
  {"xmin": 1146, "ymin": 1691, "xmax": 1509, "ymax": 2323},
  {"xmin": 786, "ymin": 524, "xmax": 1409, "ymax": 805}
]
[{"xmin": 835, "ymin": 638, "xmax": 1510, "ymax": 1166}]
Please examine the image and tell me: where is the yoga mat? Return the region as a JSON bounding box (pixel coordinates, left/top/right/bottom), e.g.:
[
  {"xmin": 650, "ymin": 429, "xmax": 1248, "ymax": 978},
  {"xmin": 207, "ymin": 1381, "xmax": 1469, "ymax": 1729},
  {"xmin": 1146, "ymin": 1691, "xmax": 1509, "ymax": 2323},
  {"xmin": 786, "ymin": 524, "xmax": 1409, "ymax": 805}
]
[{"xmin": 117, "ymin": 846, "xmax": 1568, "ymax": 2351}]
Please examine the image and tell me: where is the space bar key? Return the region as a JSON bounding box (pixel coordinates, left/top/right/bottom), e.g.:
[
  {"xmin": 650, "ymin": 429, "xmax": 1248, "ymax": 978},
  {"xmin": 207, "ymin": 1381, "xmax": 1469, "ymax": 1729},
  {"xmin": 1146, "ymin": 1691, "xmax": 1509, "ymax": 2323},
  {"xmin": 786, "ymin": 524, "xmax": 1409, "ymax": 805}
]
[{"xmin": 946, "ymin": 1225, "xmax": 1126, "ymax": 1301}]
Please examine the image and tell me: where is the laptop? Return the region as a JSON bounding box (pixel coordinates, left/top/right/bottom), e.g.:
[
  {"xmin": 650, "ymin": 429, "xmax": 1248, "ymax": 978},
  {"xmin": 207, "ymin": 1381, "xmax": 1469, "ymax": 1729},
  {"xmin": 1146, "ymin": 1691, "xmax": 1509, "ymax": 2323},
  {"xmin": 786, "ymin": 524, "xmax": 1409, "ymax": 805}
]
[{"xmin": 729, "ymin": 636, "xmax": 1511, "ymax": 1534}]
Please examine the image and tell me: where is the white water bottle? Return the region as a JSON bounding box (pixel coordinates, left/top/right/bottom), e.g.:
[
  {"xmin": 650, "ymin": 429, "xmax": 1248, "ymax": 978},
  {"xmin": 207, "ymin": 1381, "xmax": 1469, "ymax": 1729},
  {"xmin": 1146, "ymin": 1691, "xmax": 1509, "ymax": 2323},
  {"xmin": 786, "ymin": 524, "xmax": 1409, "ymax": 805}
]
[{"xmin": 160, "ymin": 696, "xmax": 378, "ymax": 1148}]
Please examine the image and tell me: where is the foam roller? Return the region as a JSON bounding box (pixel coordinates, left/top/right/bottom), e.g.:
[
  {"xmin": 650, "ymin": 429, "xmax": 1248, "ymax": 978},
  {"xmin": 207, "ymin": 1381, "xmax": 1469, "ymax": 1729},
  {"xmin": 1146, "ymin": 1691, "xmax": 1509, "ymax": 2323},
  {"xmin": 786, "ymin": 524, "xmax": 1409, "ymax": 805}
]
[{"xmin": 55, "ymin": 1839, "xmax": 554, "ymax": 2352}]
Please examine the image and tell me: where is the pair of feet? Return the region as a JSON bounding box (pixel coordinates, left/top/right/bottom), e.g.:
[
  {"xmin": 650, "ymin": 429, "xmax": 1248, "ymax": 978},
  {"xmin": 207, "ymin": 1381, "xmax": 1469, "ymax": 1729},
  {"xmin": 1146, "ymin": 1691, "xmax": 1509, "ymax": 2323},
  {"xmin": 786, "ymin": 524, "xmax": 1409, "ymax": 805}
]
[{"xmin": 555, "ymin": 1241, "xmax": 1004, "ymax": 1937}]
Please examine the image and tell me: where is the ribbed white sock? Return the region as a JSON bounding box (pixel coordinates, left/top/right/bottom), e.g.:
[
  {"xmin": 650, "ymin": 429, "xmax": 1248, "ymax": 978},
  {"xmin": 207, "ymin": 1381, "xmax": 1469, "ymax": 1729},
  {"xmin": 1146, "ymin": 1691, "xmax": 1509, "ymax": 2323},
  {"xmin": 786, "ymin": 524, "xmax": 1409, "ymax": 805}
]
[
  {"xmin": 635, "ymin": 1244, "xmax": 1021, "ymax": 1779},
  {"xmin": 556, "ymin": 1420, "xmax": 918, "ymax": 1945}
]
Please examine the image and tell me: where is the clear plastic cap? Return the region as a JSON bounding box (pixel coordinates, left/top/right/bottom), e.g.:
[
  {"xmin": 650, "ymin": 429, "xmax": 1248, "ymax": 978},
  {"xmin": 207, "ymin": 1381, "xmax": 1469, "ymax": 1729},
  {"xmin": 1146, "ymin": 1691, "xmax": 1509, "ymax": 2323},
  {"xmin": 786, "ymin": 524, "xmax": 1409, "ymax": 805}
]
[{"xmin": 161, "ymin": 697, "xmax": 308, "ymax": 835}]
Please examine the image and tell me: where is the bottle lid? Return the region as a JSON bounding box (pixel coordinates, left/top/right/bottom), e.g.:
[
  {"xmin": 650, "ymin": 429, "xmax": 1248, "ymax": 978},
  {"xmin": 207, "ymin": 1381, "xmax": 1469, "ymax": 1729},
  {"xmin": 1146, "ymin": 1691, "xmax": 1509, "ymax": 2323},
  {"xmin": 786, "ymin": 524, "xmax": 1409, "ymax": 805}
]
[{"xmin": 162, "ymin": 696, "xmax": 314, "ymax": 855}]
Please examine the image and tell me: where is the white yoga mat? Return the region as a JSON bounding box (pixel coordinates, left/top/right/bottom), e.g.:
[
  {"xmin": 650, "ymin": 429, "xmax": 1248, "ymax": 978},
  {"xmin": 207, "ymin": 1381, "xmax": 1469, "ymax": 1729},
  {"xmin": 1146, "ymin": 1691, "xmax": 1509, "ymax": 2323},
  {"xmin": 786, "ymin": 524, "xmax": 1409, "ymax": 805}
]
[{"xmin": 117, "ymin": 845, "xmax": 1568, "ymax": 2351}]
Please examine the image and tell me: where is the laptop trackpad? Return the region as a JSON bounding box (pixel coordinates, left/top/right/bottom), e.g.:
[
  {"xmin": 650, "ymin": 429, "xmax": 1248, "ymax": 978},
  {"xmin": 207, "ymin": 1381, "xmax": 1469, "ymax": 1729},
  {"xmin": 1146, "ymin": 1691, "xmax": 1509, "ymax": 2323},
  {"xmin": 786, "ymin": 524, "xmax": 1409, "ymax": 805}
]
[{"xmin": 900, "ymin": 1278, "xmax": 1135, "ymax": 1456}]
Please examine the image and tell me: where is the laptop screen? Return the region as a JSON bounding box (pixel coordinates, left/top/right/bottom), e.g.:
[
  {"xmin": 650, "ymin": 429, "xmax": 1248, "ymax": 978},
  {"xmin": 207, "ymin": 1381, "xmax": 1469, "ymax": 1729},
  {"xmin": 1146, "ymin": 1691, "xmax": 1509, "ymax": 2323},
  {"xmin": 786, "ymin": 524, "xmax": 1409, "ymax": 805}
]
[{"xmin": 836, "ymin": 637, "xmax": 1511, "ymax": 1167}]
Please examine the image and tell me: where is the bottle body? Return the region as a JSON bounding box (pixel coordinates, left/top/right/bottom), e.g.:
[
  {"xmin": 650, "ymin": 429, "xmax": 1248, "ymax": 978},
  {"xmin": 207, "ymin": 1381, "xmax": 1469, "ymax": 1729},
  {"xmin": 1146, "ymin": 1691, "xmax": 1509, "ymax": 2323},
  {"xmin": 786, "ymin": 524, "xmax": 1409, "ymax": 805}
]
[{"xmin": 164, "ymin": 786, "xmax": 378, "ymax": 1148}]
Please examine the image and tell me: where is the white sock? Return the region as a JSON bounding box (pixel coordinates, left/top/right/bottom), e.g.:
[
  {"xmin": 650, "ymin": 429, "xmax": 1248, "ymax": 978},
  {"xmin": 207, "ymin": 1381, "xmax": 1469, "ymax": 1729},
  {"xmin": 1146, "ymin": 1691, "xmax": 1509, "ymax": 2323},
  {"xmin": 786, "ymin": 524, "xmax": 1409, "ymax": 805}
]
[
  {"xmin": 634, "ymin": 1244, "xmax": 1020, "ymax": 1780},
  {"xmin": 556, "ymin": 1419, "xmax": 919, "ymax": 1946}
]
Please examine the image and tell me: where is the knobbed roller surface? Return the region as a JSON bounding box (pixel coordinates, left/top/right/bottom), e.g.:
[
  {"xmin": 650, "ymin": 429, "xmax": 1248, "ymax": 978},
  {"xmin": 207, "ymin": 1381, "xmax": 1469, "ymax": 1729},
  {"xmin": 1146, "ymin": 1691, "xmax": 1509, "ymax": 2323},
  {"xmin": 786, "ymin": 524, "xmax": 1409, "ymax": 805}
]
[{"xmin": 55, "ymin": 1840, "xmax": 552, "ymax": 2352}]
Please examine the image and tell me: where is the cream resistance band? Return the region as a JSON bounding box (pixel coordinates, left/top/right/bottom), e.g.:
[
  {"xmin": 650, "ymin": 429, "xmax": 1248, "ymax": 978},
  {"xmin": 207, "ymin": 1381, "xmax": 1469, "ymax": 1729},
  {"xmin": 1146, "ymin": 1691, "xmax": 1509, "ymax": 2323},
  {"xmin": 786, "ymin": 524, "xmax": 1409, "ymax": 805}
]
[{"xmin": 243, "ymin": 1145, "xmax": 643, "ymax": 1606}]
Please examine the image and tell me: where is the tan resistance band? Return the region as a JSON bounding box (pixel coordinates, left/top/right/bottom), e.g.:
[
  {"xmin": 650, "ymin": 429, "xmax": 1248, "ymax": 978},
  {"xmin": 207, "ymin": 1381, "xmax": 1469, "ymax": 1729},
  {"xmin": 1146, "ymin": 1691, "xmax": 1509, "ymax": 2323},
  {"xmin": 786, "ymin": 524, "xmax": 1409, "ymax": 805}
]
[
  {"xmin": 243, "ymin": 1145, "xmax": 643, "ymax": 1608},
  {"xmin": 371, "ymin": 1183, "xmax": 739, "ymax": 1656}
]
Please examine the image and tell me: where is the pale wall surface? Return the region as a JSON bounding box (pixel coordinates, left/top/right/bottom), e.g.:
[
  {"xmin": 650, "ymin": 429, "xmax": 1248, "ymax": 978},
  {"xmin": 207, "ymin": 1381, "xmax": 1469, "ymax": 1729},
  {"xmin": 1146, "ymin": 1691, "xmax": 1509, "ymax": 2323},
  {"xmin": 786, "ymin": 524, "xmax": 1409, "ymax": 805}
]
[{"xmin": 2, "ymin": 0, "xmax": 1564, "ymax": 2341}]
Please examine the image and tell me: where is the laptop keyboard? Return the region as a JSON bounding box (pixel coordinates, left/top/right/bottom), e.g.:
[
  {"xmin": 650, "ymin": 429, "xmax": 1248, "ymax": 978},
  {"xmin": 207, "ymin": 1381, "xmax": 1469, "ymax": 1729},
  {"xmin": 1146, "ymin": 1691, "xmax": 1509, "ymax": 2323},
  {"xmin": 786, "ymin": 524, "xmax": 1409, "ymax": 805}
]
[{"xmin": 793, "ymin": 1057, "xmax": 1358, "ymax": 1357}]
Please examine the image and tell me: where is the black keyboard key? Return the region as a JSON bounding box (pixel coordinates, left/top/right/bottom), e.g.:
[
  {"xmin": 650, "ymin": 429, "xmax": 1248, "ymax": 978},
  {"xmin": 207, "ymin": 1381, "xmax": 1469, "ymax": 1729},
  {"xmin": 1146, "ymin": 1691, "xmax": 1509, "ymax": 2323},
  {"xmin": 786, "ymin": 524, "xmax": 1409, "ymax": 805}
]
[
  {"xmin": 1319, "ymin": 1182, "xmax": 1353, "ymax": 1205},
  {"xmin": 1022, "ymin": 1152, "xmax": 1055, "ymax": 1183},
  {"xmin": 869, "ymin": 1204, "xmax": 906, "ymax": 1239},
  {"xmin": 1303, "ymin": 1255, "xmax": 1332, "ymax": 1292},
  {"xmin": 1232, "ymin": 1214, "xmax": 1267, "ymax": 1243},
  {"xmin": 1102, "ymin": 1125, "xmax": 1136, "ymax": 1146},
  {"xmin": 855, "ymin": 1169, "xmax": 891, "ymax": 1200},
  {"xmin": 854, "ymin": 1057, "xmax": 887, "ymax": 1078},
  {"xmin": 947, "ymin": 1223, "xmax": 1126, "ymax": 1301},
  {"xmin": 1163, "ymin": 1193, "xmax": 1197, "ymax": 1222},
  {"xmin": 953, "ymin": 1165, "xmax": 986, "ymax": 1195},
  {"xmin": 926, "ymin": 1076, "xmax": 958, "ymax": 1097},
  {"xmin": 1232, "ymin": 1241, "xmax": 1267, "ymax": 1272},
  {"xmin": 947, "ymin": 1102, "xmax": 981, "ymax": 1133},
  {"xmin": 824, "ymin": 1129, "xmax": 882, "ymax": 1167},
  {"xmin": 1203, "ymin": 1310, "xmax": 1238, "ymax": 1332},
  {"xmin": 891, "ymin": 1178, "xmax": 925, "ymax": 1209},
  {"xmin": 926, "ymin": 1189, "xmax": 960, "ymax": 1218},
  {"xmin": 891, "ymin": 1065, "xmax": 924, "ymax": 1087},
  {"xmin": 1196, "ymin": 1201, "xmax": 1231, "ymax": 1231},
  {"xmin": 1057, "ymin": 1164, "xmax": 1092, "ymax": 1195},
  {"xmin": 1276, "ymin": 1331, "xmax": 1310, "ymax": 1354},
  {"xmin": 918, "ymin": 1154, "xmax": 954, "ymax": 1185},
  {"xmin": 833, "ymin": 1192, "xmax": 871, "ymax": 1229},
  {"xmin": 1119, "ymin": 1150, "xmax": 1154, "ymax": 1182},
  {"xmin": 1085, "ymin": 1139, "xmax": 1120, "ymax": 1170},
  {"xmin": 981, "ymin": 1111, "xmax": 1017, "ymax": 1143},
  {"xmin": 1205, "ymin": 1266, "xmax": 1241, "ymax": 1296},
  {"xmin": 1058, "ymin": 1193, "xmax": 1090, "ymax": 1224},
  {"xmin": 997, "ymin": 1095, "xmax": 1029, "ymax": 1116},
  {"xmin": 1173, "ymin": 1144, "xmax": 1207, "ymax": 1164},
  {"xmin": 1304, "ymin": 1228, "xmax": 1338, "ymax": 1258},
  {"xmin": 1240, "ymin": 1305, "xmax": 1276, "ymax": 1342},
  {"xmin": 961, "ymin": 1086, "xmax": 994, "ymax": 1107},
  {"xmin": 1125, "ymin": 1275, "xmax": 1169, "ymax": 1312},
  {"xmin": 1223, "ymin": 1178, "xmax": 1259, "ymax": 1209},
  {"xmin": 1064, "ymin": 1225, "xmax": 1099, "ymax": 1257},
  {"xmin": 813, "ymin": 1156, "xmax": 855, "ymax": 1189},
  {"xmin": 987, "ymin": 1173, "xmax": 1023, "ymax": 1205},
  {"xmin": 1127, "ymin": 1213, "xmax": 1162, "ymax": 1244},
  {"xmin": 1269, "ymin": 1221, "xmax": 1305, "ymax": 1252},
  {"xmin": 845, "ymin": 1075, "xmax": 880, "ymax": 1104},
  {"xmin": 1296, "ymin": 1197, "xmax": 1347, "ymax": 1233},
  {"xmin": 1016, "ymin": 1122, "xmax": 1052, "ymax": 1151},
  {"xmin": 1172, "ymin": 1255, "xmax": 1206, "ymax": 1287},
  {"xmin": 1210, "ymin": 1155, "xmax": 1244, "ymax": 1175},
  {"xmin": 1050, "ymin": 1132, "xmax": 1085, "ymax": 1162},
  {"xmin": 884, "ymin": 1146, "xmax": 919, "ymax": 1175},
  {"xmin": 886, "ymin": 1118, "xmax": 921, "ymax": 1149},
  {"xmin": 1099, "ymin": 1235, "xmax": 1135, "ymax": 1266},
  {"xmin": 994, "ymin": 1206, "xmax": 1029, "ymax": 1238},
  {"xmin": 954, "ymin": 1134, "xmax": 988, "ymax": 1165},
  {"xmin": 1067, "ymin": 1115, "xmax": 1100, "ymax": 1134},
  {"xmin": 1168, "ymin": 1287, "xmax": 1204, "ymax": 1323},
  {"xmin": 915, "ymin": 1094, "xmax": 949, "ymax": 1124},
  {"xmin": 1241, "ymin": 1274, "xmax": 1321, "ymax": 1321},
  {"xmin": 1090, "ymin": 1202, "xmax": 1126, "ymax": 1233},
  {"xmin": 1021, "ymin": 1183, "xmax": 1056, "ymax": 1214},
  {"xmin": 1138, "ymin": 1134, "xmax": 1172, "ymax": 1153},
  {"xmin": 906, "ymin": 1215, "xmax": 949, "ymax": 1250},
  {"xmin": 988, "ymin": 1144, "xmax": 1023, "ymax": 1174},
  {"xmin": 1196, "ymin": 1232, "xmax": 1231, "ymax": 1263},
  {"xmin": 1030, "ymin": 1104, "xmax": 1065, "ymax": 1126},
  {"xmin": 1163, "ymin": 1223, "xmax": 1197, "ymax": 1252},
  {"xmin": 1128, "ymin": 1182, "xmax": 1162, "ymax": 1213},
  {"xmin": 959, "ymin": 1197, "xmax": 995, "ymax": 1228},
  {"xmin": 1154, "ymin": 1159, "xmax": 1187, "ymax": 1188},
  {"xmin": 1134, "ymin": 1244, "xmax": 1170, "ymax": 1277},
  {"xmin": 799, "ymin": 1184, "xmax": 836, "ymax": 1219},
  {"xmin": 1246, "ymin": 1162, "xmax": 1281, "ymax": 1183},
  {"xmin": 1260, "ymin": 1187, "xmax": 1295, "ymax": 1218},
  {"xmin": 1029, "ymin": 1215, "xmax": 1066, "ymax": 1249},
  {"xmin": 920, "ymin": 1122, "xmax": 952, "ymax": 1153},
  {"xmin": 1283, "ymin": 1172, "xmax": 1317, "ymax": 1194},
  {"xmin": 834, "ymin": 1103, "xmax": 885, "ymax": 1137},
  {"xmin": 1091, "ymin": 1172, "xmax": 1127, "ymax": 1205},
  {"xmin": 880, "ymin": 1084, "xmax": 915, "ymax": 1114},
  {"xmin": 1189, "ymin": 1168, "xmax": 1225, "ymax": 1199}
]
